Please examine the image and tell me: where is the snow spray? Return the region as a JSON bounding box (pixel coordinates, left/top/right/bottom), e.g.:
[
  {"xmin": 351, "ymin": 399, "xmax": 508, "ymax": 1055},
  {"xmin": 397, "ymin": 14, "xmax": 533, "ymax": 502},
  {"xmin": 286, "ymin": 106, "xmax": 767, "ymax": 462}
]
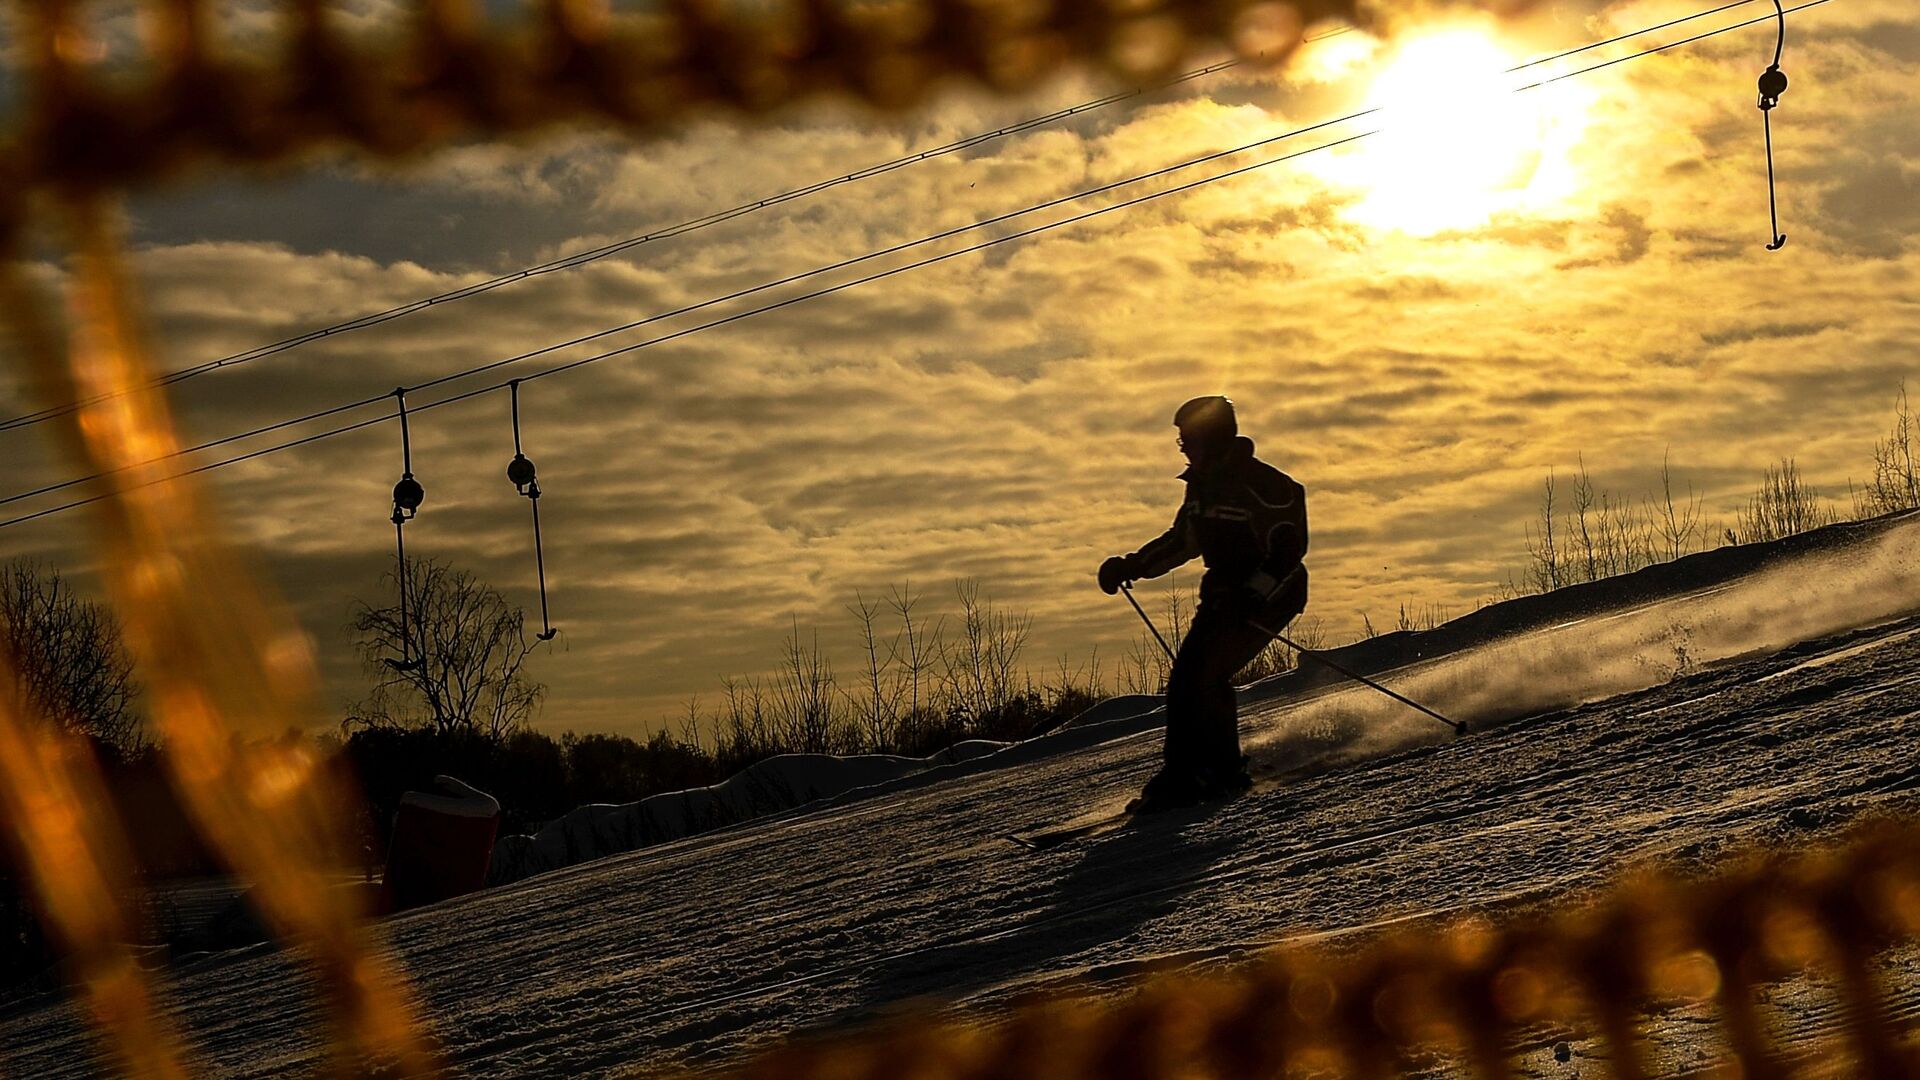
[{"xmin": 1244, "ymin": 514, "xmax": 1920, "ymax": 769}]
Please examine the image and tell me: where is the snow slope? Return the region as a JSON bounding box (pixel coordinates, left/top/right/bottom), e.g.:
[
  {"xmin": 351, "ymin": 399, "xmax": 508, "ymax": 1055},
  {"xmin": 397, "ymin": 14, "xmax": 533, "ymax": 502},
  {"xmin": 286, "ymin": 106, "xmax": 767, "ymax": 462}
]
[
  {"xmin": 4, "ymin": 514, "xmax": 1920, "ymax": 1078},
  {"xmin": 486, "ymin": 742, "xmax": 1009, "ymax": 886}
]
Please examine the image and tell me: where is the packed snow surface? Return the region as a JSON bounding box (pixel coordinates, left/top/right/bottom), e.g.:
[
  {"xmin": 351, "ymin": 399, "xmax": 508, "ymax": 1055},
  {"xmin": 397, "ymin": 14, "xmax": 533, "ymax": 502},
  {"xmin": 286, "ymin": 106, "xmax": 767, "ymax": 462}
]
[
  {"xmin": 5, "ymin": 516, "xmax": 1920, "ymax": 1077},
  {"xmin": 487, "ymin": 742, "xmax": 1010, "ymax": 886}
]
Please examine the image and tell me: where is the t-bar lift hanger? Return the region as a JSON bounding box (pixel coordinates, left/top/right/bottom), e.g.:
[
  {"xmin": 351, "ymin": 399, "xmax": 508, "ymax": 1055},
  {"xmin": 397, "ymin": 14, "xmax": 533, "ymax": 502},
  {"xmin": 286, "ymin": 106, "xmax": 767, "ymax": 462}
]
[
  {"xmin": 506, "ymin": 380, "xmax": 559, "ymax": 641},
  {"xmin": 386, "ymin": 387, "xmax": 426, "ymax": 673},
  {"xmin": 1757, "ymin": 0, "xmax": 1789, "ymax": 250}
]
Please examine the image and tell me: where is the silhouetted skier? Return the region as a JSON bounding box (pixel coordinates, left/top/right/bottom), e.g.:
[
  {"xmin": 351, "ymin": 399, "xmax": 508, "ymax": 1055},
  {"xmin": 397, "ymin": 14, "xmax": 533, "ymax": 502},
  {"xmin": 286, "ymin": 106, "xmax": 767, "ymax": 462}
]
[{"xmin": 1098, "ymin": 396, "xmax": 1308, "ymax": 813}]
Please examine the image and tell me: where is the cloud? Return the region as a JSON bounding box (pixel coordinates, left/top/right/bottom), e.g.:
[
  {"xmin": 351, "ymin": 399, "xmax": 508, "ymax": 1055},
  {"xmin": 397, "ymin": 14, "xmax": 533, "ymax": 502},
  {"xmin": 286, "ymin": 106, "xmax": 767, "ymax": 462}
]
[
  {"xmin": 1698, "ymin": 320, "xmax": 1846, "ymax": 347},
  {"xmin": 1816, "ymin": 158, "xmax": 1920, "ymax": 259},
  {"xmin": 1555, "ymin": 204, "xmax": 1653, "ymax": 268}
]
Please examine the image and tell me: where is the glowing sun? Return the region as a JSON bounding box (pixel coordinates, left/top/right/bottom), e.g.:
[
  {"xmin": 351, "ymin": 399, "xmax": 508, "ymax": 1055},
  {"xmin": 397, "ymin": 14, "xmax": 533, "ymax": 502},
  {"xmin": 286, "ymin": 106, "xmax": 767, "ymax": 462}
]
[{"xmin": 1313, "ymin": 28, "xmax": 1595, "ymax": 235}]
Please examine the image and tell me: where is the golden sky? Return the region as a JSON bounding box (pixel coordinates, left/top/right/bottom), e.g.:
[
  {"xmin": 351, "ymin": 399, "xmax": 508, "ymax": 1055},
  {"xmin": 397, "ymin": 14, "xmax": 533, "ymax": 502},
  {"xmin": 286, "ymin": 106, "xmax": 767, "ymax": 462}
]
[{"xmin": 0, "ymin": 0, "xmax": 1915, "ymax": 735}]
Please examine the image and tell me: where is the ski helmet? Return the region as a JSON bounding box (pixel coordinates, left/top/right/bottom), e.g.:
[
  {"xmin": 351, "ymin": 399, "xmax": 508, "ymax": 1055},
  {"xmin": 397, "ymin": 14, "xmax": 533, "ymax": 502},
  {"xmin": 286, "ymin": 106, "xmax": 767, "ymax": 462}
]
[{"xmin": 1173, "ymin": 395, "xmax": 1236, "ymax": 439}]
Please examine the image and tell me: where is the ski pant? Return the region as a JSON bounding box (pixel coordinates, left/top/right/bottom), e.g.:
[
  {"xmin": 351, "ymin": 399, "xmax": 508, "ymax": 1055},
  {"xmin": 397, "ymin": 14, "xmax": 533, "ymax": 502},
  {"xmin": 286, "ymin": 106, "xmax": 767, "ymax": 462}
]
[{"xmin": 1163, "ymin": 582, "xmax": 1307, "ymax": 775}]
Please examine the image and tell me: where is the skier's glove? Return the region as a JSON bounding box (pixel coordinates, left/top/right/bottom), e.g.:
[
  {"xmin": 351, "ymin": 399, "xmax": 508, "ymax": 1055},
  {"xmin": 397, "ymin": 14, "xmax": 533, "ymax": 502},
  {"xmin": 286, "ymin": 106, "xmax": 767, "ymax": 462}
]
[{"xmin": 1098, "ymin": 556, "xmax": 1135, "ymax": 595}]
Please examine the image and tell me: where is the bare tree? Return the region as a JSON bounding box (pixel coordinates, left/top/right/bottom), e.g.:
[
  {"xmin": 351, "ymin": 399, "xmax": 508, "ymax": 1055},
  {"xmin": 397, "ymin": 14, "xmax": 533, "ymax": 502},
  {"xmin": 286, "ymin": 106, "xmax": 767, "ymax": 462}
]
[
  {"xmin": 846, "ymin": 593, "xmax": 896, "ymax": 751},
  {"xmin": 1524, "ymin": 469, "xmax": 1565, "ymax": 593},
  {"xmin": 719, "ymin": 675, "xmax": 772, "ymax": 760},
  {"xmin": 350, "ymin": 558, "xmax": 545, "ymax": 743},
  {"xmin": 770, "ymin": 619, "xmax": 843, "ymax": 754},
  {"xmin": 849, "ymin": 588, "xmax": 952, "ymax": 752},
  {"xmin": 938, "ymin": 579, "xmax": 1032, "ymax": 723},
  {"xmin": 889, "ymin": 583, "xmax": 939, "ymax": 726},
  {"xmin": 1521, "ymin": 454, "xmax": 1704, "ymax": 595},
  {"xmin": 0, "ymin": 560, "xmax": 143, "ymax": 758},
  {"xmin": 1860, "ymin": 382, "xmax": 1920, "ymax": 518},
  {"xmin": 1396, "ymin": 602, "xmax": 1449, "ymax": 632},
  {"xmin": 1570, "ymin": 457, "xmax": 1602, "ymax": 582},
  {"xmin": 1117, "ymin": 636, "xmax": 1168, "ymax": 696},
  {"xmin": 1733, "ymin": 457, "xmax": 1838, "ymax": 544},
  {"xmin": 678, "ymin": 696, "xmax": 705, "ymax": 751},
  {"xmin": 1648, "ymin": 450, "xmax": 1705, "ymax": 561},
  {"xmin": 1046, "ymin": 646, "xmax": 1108, "ymax": 704}
]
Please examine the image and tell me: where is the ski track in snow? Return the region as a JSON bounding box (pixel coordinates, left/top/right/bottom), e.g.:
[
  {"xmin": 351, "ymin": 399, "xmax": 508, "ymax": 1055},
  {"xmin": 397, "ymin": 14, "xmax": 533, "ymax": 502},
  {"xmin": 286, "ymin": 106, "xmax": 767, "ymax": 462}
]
[{"xmin": 7, "ymin": 581, "xmax": 1920, "ymax": 1074}]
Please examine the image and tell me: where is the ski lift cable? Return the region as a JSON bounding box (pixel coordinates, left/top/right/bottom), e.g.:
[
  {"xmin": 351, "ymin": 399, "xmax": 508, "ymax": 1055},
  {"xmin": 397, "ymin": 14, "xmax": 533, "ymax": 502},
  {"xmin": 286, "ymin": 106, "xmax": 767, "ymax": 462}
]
[
  {"xmin": 0, "ymin": 126, "xmax": 1377, "ymax": 530},
  {"xmin": 1513, "ymin": 0, "xmax": 1825, "ymax": 93},
  {"xmin": 0, "ymin": 0, "xmax": 1836, "ymax": 534},
  {"xmin": 0, "ymin": 106, "xmax": 1382, "ymax": 515},
  {"xmin": 0, "ymin": 34, "xmax": 1366, "ymax": 440},
  {"xmin": 0, "ymin": 0, "xmax": 1832, "ymax": 528},
  {"xmin": 1503, "ymin": 0, "xmax": 1765, "ymax": 74},
  {"xmin": 0, "ymin": 0, "xmax": 1796, "ymax": 517},
  {"xmin": 0, "ymin": 0, "xmax": 1758, "ymax": 442}
]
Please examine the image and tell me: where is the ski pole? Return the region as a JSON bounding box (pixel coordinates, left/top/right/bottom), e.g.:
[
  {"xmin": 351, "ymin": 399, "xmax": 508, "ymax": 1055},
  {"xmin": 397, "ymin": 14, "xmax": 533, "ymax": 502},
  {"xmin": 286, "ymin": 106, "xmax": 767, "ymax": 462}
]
[
  {"xmin": 1120, "ymin": 582, "xmax": 1176, "ymax": 661},
  {"xmin": 1273, "ymin": 632, "xmax": 1465, "ymax": 735},
  {"xmin": 1119, "ymin": 583, "xmax": 1465, "ymax": 735}
]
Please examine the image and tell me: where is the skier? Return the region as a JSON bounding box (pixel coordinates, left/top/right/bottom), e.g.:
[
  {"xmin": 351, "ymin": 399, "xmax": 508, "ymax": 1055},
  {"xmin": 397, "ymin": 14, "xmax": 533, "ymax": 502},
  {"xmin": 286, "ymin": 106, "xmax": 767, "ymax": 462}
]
[{"xmin": 1098, "ymin": 395, "xmax": 1308, "ymax": 812}]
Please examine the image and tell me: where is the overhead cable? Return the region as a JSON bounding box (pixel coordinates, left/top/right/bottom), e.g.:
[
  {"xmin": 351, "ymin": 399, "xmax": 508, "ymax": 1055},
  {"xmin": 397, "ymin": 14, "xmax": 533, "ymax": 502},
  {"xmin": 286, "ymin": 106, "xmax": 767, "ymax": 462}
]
[
  {"xmin": 0, "ymin": 110, "xmax": 1378, "ymax": 514},
  {"xmin": 0, "ymin": 0, "xmax": 1758, "ymax": 441},
  {"xmin": 0, "ymin": 39, "xmax": 1364, "ymax": 439},
  {"xmin": 0, "ymin": 0, "xmax": 1835, "ymax": 533}
]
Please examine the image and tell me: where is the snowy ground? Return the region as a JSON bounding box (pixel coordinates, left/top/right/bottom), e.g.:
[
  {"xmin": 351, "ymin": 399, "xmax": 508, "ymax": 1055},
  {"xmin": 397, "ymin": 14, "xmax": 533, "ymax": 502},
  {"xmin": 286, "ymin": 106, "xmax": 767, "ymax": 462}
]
[{"xmin": 5, "ymin": 523, "xmax": 1920, "ymax": 1077}]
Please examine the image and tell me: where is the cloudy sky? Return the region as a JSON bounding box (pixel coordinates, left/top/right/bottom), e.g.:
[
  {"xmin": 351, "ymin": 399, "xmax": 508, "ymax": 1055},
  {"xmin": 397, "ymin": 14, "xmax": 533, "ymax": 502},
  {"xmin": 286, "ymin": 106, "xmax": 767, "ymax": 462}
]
[{"xmin": 0, "ymin": 0, "xmax": 1914, "ymax": 736}]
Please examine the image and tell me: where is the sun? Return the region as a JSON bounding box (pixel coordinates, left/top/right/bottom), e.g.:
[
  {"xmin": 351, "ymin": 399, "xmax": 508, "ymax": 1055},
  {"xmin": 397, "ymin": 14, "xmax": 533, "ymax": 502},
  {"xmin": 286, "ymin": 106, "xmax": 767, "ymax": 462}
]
[{"xmin": 1309, "ymin": 27, "xmax": 1596, "ymax": 236}]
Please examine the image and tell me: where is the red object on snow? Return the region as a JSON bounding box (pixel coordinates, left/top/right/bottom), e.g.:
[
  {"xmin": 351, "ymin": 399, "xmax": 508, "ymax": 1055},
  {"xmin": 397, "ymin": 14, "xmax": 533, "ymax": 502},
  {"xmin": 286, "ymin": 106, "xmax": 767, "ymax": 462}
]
[{"xmin": 380, "ymin": 775, "xmax": 501, "ymax": 913}]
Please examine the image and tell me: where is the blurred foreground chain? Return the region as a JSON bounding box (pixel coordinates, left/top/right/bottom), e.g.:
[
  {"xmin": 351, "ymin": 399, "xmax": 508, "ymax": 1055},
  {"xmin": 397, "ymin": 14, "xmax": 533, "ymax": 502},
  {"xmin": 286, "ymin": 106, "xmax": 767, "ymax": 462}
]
[
  {"xmin": 0, "ymin": 0, "xmax": 1454, "ymax": 244},
  {"xmin": 712, "ymin": 819, "xmax": 1920, "ymax": 1079},
  {"xmin": 24, "ymin": 3, "xmax": 1837, "ymax": 1079},
  {"xmin": 0, "ymin": 201, "xmax": 449, "ymax": 1076}
]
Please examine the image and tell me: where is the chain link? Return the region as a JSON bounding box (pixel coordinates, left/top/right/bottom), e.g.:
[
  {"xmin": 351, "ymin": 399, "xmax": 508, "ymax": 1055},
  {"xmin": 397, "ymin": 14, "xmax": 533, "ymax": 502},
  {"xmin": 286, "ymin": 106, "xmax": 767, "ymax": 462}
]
[{"xmin": 0, "ymin": 0, "xmax": 1381, "ymax": 247}]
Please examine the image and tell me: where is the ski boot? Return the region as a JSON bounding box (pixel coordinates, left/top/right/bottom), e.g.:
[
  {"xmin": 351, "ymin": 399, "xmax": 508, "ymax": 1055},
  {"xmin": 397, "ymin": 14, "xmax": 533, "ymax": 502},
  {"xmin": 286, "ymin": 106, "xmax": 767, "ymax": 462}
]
[
  {"xmin": 1194, "ymin": 755, "xmax": 1254, "ymax": 801},
  {"xmin": 1126, "ymin": 767, "xmax": 1207, "ymax": 815}
]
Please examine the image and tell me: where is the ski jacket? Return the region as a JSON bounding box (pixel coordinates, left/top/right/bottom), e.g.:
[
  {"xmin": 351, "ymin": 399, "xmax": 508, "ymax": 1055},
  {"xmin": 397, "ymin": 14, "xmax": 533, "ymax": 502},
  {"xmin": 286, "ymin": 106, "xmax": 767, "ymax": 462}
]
[{"xmin": 1124, "ymin": 436, "xmax": 1308, "ymax": 630}]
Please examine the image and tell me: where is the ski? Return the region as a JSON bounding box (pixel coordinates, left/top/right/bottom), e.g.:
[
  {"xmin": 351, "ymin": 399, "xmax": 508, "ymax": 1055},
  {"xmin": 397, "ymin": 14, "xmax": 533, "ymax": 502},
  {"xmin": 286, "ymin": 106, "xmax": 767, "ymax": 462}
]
[
  {"xmin": 1008, "ymin": 781, "xmax": 1268, "ymax": 850},
  {"xmin": 1005, "ymin": 807, "xmax": 1137, "ymax": 850}
]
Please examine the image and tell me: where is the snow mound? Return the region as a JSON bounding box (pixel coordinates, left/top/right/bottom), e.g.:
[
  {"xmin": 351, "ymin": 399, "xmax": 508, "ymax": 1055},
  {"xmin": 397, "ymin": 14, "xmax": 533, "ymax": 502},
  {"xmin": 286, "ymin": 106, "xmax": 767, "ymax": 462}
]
[
  {"xmin": 1055, "ymin": 693, "xmax": 1163, "ymax": 731},
  {"xmin": 487, "ymin": 512, "xmax": 1920, "ymax": 891},
  {"xmin": 486, "ymin": 742, "xmax": 1008, "ymax": 886},
  {"xmin": 399, "ymin": 774, "xmax": 500, "ymax": 818}
]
